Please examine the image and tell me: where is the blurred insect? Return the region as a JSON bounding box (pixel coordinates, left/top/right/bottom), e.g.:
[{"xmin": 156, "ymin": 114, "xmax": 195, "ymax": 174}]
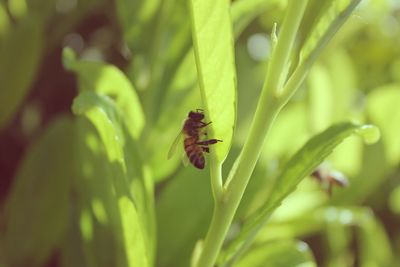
[
  {"xmin": 168, "ymin": 109, "xmax": 222, "ymax": 169},
  {"xmin": 311, "ymin": 167, "xmax": 349, "ymax": 195}
]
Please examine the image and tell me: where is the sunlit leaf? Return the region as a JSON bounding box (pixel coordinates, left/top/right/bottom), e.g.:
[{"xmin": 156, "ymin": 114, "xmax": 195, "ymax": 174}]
[
  {"xmin": 220, "ymin": 122, "xmax": 379, "ymax": 265},
  {"xmin": 63, "ymin": 47, "xmax": 145, "ymax": 140},
  {"xmin": 69, "ymin": 88, "xmax": 154, "ymax": 266},
  {"xmin": 265, "ymin": 122, "xmax": 377, "ymax": 214},
  {"xmin": 150, "ymin": 0, "xmax": 279, "ymax": 180},
  {"xmin": 72, "ymin": 91, "xmax": 126, "ymax": 170},
  {"xmin": 3, "ymin": 117, "xmax": 72, "ymax": 266},
  {"xmin": 235, "ymin": 240, "xmax": 316, "ymax": 267},
  {"xmin": 189, "ymin": 0, "xmax": 236, "ymax": 163},
  {"xmin": 119, "ymin": 196, "xmax": 150, "ymax": 267},
  {"xmin": 59, "ymin": 116, "xmax": 152, "ymax": 267},
  {"xmin": 280, "ymin": 0, "xmax": 362, "ymax": 103},
  {"xmin": 66, "ymin": 50, "xmax": 154, "ymax": 261},
  {"xmin": 299, "ymin": 0, "xmax": 362, "ymax": 64}
]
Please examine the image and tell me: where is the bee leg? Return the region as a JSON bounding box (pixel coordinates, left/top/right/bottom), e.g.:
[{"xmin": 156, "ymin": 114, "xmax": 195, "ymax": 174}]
[
  {"xmin": 202, "ymin": 147, "xmax": 210, "ymax": 153},
  {"xmin": 196, "ymin": 139, "xmax": 223, "ymax": 146}
]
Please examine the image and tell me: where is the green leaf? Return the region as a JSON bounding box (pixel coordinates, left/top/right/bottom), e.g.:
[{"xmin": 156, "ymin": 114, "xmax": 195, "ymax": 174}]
[
  {"xmin": 189, "ymin": 0, "xmax": 236, "ymax": 163},
  {"xmin": 220, "ymin": 122, "xmax": 379, "ymax": 266},
  {"xmin": 72, "ymin": 91, "xmax": 126, "ymax": 170},
  {"xmin": 149, "ymin": 0, "xmax": 278, "ymax": 181},
  {"xmin": 367, "ymin": 84, "xmax": 400, "ymax": 165},
  {"xmin": 60, "ymin": 116, "xmax": 152, "ymax": 267},
  {"xmin": 115, "ymin": 0, "xmax": 160, "ymax": 51},
  {"xmin": 0, "ymin": 4, "xmax": 10, "ymax": 36},
  {"xmin": 389, "ymin": 186, "xmax": 400, "ymax": 214},
  {"xmin": 156, "ymin": 167, "xmax": 213, "ymax": 267},
  {"xmin": 66, "ymin": 50, "xmax": 154, "ymax": 258},
  {"xmin": 269, "ymin": 124, "xmax": 377, "ymax": 205},
  {"xmin": 119, "ymin": 196, "xmax": 150, "ymax": 267},
  {"xmin": 3, "ymin": 117, "xmax": 73, "ymax": 266},
  {"xmin": 68, "ymin": 87, "xmax": 154, "ymax": 266},
  {"xmin": 280, "ymin": 0, "xmax": 362, "ymax": 104},
  {"xmin": 63, "ymin": 47, "xmax": 145, "ymax": 140},
  {"xmin": 231, "ymin": 0, "xmax": 281, "ymax": 37},
  {"xmin": 146, "ymin": 88, "xmax": 201, "ymax": 181},
  {"xmin": 0, "ymin": 16, "xmax": 43, "ymax": 128},
  {"xmin": 235, "ymin": 240, "xmax": 316, "ymax": 267},
  {"xmin": 260, "ymin": 207, "xmax": 393, "ymax": 266},
  {"xmin": 307, "ymin": 64, "xmax": 333, "ymax": 132},
  {"xmin": 299, "ymin": 0, "xmax": 362, "ymax": 64}
]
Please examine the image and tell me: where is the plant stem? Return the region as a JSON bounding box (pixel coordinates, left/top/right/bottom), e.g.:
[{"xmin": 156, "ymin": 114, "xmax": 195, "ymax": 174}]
[
  {"xmin": 194, "ymin": 1, "xmax": 309, "ymax": 267},
  {"xmin": 210, "ymin": 159, "xmax": 223, "ymax": 201}
]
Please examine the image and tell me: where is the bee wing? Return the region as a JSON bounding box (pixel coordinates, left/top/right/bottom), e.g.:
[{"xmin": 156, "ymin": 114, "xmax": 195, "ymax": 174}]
[
  {"xmin": 167, "ymin": 131, "xmax": 183, "ymax": 159},
  {"xmin": 181, "ymin": 150, "xmax": 189, "ymax": 167}
]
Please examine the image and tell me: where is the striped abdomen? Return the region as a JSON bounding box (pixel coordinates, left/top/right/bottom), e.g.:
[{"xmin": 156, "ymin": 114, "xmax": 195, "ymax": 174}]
[{"xmin": 184, "ymin": 136, "xmax": 205, "ymax": 169}]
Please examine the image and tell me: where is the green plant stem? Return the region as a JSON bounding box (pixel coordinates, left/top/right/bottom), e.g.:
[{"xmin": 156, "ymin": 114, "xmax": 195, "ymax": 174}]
[
  {"xmin": 210, "ymin": 161, "xmax": 223, "ymax": 201},
  {"xmin": 194, "ymin": 1, "xmax": 309, "ymax": 267},
  {"xmin": 279, "ymin": 0, "xmax": 362, "ymax": 106}
]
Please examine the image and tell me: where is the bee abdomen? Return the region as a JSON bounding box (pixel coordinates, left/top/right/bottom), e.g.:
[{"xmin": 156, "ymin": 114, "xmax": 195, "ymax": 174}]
[
  {"xmin": 186, "ymin": 147, "xmax": 205, "ymax": 169},
  {"xmin": 187, "ymin": 149, "xmax": 205, "ymax": 169}
]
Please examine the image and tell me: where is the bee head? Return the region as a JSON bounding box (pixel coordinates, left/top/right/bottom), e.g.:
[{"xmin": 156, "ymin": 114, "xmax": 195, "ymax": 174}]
[{"xmin": 188, "ymin": 110, "xmax": 204, "ymax": 120}]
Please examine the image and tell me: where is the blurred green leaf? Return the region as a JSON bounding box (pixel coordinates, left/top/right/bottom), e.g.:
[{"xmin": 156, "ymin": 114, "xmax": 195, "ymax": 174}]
[
  {"xmin": 3, "ymin": 117, "xmax": 72, "ymax": 266},
  {"xmin": 60, "ymin": 115, "xmax": 152, "ymax": 267},
  {"xmin": 267, "ymin": 124, "xmax": 377, "ymax": 206},
  {"xmin": 119, "ymin": 196, "xmax": 150, "ymax": 267},
  {"xmin": 63, "ymin": 47, "xmax": 145, "ymax": 140},
  {"xmin": 389, "ymin": 186, "xmax": 400, "ymax": 214},
  {"xmin": 115, "ymin": 0, "xmax": 159, "ymax": 52},
  {"xmin": 325, "ymin": 225, "xmax": 352, "ymax": 267},
  {"xmin": 231, "ymin": 0, "xmax": 281, "ymax": 37},
  {"xmin": 262, "ymin": 102, "xmax": 309, "ymax": 163},
  {"xmin": 235, "ymin": 240, "xmax": 316, "ymax": 267},
  {"xmin": 307, "ymin": 64, "xmax": 333, "ymax": 132},
  {"xmin": 64, "ymin": 57, "xmax": 154, "ymax": 266},
  {"xmin": 72, "ymin": 91, "xmax": 126, "ymax": 169},
  {"xmin": 0, "ymin": 17, "xmax": 43, "ymax": 128},
  {"xmin": 134, "ymin": 0, "xmax": 193, "ymax": 120},
  {"xmin": 367, "ymin": 84, "xmax": 400, "ymax": 165},
  {"xmin": 65, "ymin": 52, "xmax": 156, "ymax": 256},
  {"xmin": 189, "ymin": 0, "xmax": 236, "ymax": 163},
  {"xmin": 220, "ymin": 122, "xmax": 379, "ymax": 265},
  {"xmin": 8, "ymin": 0, "xmax": 28, "ymax": 19},
  {"xmin": 0, "ymin": 5, "xmax": 10, "ymax": 36},
  {"xmin": 330, "ymin": 139, "xmax": 388, "ymax": 204},
  {"xmin": 61, "ymin": 118, "xmax": 129, "ymax": 267},
  {"xmin": 299, "ymin": 0, "xmax": 362, "ymax": 64},
  {"xmin": 325, "ymin": 49, "xmax": 358, "ymax": 122},
  {"xmin": 156, "ymin": 167, "xmax": 213, "ymax": 267},
  {"xmin": 267, "ymin": 122, "xmax": 378, "ymax": 208},
  {"xmin": 356, "ymin": 210, "xmax": 393, "ymax": 267}
]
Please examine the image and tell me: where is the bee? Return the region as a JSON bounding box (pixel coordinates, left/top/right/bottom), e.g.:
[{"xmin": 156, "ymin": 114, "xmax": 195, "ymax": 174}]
[
  {"xmin": 311, "ymin": 167, "xmax": 349, "ymax": 195},
  {"xmin": 168, "ymin": 109, "xmax": 222, "ymax": 169}
]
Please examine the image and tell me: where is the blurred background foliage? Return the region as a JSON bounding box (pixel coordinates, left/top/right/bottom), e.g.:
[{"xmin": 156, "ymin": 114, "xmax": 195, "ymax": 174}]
[{"xmin": 0, "ymin": 0, "xmax": 399, "ymax": 266}]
